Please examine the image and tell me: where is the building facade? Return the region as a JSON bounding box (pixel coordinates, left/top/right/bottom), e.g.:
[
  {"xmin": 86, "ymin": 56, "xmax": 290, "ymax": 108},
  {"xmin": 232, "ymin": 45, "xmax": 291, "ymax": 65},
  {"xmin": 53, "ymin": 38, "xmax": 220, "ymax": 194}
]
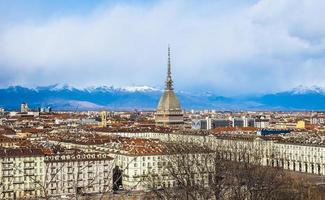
[
  {"xmin": 105, "ymin": 131, "xmax": 325, "ymax": 176},
  {"xmin": 0, "ymin": 148, "xmax": 115, "ymax": 199},
  {"xmin": 44, "ymin": 153, "xmax": 114, "ymax": 197},
  {"xmin": 114, "ymin": 147, "xmax": 212, "ymax": 191},
  {"xmin": 20, "ymin": 103, "xmax": 29, "ymax": 113},
  {"xmin": 0, "ymin": 148, "xmax": 45, "ymax": 199}
]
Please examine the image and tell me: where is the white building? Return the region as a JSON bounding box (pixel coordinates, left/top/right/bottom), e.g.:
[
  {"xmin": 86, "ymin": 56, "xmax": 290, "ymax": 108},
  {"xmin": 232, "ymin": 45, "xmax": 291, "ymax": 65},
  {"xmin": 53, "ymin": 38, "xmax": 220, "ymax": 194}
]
[
  {"xmin": 20, "ymin": 103, "xmax": 29, "ymax": 113},
  {"xmin": 44, "ymin": 153, "xmax": 114, "ymax": 197},
  {"xmin": 113, "ymin": 141, "xmax": 212, "ymax": 191},
  {"xmin": 0, "ymin": 147, "xmax": 115, "ymax": 199},
  {"xmin": 254, "ymin": 118, "xmax": 270, "ymax": 128},
  {"xmin": 101, "ymin": 131, "xmax": 325, "ymax": 176},
  {"xmin": 0, "ymin": 148, "xmax": 45, "ymax": 199}
]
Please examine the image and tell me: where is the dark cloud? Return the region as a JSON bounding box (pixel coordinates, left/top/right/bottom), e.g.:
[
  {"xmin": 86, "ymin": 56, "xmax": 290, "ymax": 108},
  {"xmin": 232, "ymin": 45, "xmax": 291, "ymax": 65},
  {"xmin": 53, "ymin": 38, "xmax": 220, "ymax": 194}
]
[{"xmin": 0, "ymin": 0, "xmax": 325, "ymax": 95}]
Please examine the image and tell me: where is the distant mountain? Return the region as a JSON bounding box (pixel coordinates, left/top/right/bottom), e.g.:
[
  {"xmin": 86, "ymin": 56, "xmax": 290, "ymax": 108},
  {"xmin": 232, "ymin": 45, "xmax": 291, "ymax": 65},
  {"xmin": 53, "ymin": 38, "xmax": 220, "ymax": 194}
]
[
  {"xmin": 249, "ymin": 85, "xmax": 325, "ymax": 110},
  {"xmin": 1, "ymin": 84, "xmax": 325, "ymax": 111}
]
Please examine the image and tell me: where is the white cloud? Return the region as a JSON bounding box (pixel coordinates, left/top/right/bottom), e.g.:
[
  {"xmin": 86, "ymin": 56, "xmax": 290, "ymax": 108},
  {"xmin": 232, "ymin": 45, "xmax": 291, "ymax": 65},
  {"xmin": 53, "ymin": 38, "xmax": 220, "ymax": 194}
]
[{"xmin": 0, "ymin": 0, "xmax": 325, "ymax": 95}]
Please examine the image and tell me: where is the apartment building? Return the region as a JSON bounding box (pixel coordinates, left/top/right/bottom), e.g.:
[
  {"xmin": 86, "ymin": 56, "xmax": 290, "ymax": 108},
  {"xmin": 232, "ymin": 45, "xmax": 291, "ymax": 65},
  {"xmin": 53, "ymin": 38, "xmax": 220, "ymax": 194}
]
[
  {"xmin": 44, "ymin": 152, "xmax": 114, "ymax": 197},
  {"xmin": 0, "ymin": 148, "xmax": 45, "ymax": 199},
  {"xmin": 113, "ymin": 139, "xmax": 213, "ymax": 191},
  {"xmin": 104, "ymin": 131, "xmax": 325, "ymax": 176}
]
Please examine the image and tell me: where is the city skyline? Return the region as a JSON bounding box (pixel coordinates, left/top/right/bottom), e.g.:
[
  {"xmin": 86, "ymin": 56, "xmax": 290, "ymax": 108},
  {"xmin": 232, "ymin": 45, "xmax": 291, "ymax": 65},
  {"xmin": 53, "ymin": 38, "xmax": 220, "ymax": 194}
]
[
  {"xmin": 1, "ymin": 1, "xmax": 325, "ymax": 199},
  {"xmin": 1, "ymin": 0, "xmax": 325, "ymax": 96}
]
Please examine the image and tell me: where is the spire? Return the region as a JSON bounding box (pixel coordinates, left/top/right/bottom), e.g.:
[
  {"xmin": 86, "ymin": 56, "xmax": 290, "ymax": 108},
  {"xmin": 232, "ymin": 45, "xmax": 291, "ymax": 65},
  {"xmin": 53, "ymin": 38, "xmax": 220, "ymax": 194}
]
[{"xmin": 166, "ymin": 45, "xmax": 173, "ymax": 90}]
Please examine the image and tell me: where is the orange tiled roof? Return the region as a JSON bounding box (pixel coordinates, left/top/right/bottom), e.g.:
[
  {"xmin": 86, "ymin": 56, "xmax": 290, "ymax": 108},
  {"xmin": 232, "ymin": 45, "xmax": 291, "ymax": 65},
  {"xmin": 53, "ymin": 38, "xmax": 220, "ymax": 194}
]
[
  {"xmin": 0, "ymin": 148, "xmax": 44, "ymax": 157},
  {"xmin": 22, "ymin": 128, "xmax": 43, "ymax": 133}
]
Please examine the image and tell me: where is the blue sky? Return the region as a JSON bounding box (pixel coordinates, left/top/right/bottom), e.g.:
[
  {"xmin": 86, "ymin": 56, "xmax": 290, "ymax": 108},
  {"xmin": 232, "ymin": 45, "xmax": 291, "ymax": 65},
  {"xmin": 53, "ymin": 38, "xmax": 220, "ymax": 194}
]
[{"xmin": 0, "ymin": 0, "xmax": 325, "ymax": 95}]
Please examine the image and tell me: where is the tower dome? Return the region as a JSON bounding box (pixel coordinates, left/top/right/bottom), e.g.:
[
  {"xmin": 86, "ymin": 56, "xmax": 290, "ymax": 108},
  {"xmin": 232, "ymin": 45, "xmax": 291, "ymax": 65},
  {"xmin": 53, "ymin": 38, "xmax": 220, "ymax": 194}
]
[
  {"xmin": 155, "ymin": 46, "xmax": 184, "ymax": 126},
  {"xmin": 157, "ymin": 90, "xmax": 181, "ymax": 111}
]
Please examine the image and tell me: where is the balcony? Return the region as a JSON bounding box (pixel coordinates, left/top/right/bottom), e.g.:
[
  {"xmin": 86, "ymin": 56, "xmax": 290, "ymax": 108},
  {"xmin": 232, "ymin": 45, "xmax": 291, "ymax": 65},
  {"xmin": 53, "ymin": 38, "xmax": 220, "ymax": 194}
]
[
  {"xmin": 24, "ymin": 167, "xmax": 35, "ymax": 170},
  {"xmin": 25, "ymin": 174, "xmax": 34, "ymax": 177},
  {"xmin": 2, "ymin": 189, "xmax": 14, "ymax": 192},
  {"xmin": 24, "ymin": 160, "xmax": 34, "ymax": 163},
  {"xmin": 24, "ymin": 188, "xmax": 36, "ymax": 191},
  {"xmin": 13, "ymin": 181, "xmax": 24, "ymax": 185}
]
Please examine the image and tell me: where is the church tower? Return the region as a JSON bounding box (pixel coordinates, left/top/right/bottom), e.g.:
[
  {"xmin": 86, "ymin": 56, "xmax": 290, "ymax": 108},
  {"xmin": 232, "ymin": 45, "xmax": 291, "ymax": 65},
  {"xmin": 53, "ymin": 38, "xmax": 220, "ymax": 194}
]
[{"xmin": 155, "ymin": 46, "xmax": 184, "ymax": 126}]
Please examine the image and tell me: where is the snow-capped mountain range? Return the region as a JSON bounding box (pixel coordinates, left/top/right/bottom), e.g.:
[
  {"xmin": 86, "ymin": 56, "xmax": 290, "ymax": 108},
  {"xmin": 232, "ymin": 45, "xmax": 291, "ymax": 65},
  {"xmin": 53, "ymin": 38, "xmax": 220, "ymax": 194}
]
[
  {"xmin": 33, "ymin": 84, "xmax": 160, "ymax": 93},
  {"xmin": 290, "ymin": 85, "xmax": 325, "ymax": 95},
  {"xmin": 1, "ymin": 84, "xmax": 325, "ymax": 111}
]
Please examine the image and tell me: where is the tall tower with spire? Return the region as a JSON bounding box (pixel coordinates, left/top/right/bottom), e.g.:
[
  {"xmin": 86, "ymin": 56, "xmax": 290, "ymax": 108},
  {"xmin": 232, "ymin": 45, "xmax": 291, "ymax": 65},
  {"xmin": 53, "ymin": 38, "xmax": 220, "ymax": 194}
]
[{"xmin": 155, "ymin": 46, "xmax": 184, "ymax": 126}]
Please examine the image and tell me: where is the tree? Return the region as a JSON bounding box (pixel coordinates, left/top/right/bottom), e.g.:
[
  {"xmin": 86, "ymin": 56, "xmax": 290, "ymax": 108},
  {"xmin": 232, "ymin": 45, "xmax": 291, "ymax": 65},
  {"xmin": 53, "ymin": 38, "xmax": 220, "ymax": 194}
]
[{"xmin": 144, "ymin": 142, "xmax": 324, "ymax": 200}]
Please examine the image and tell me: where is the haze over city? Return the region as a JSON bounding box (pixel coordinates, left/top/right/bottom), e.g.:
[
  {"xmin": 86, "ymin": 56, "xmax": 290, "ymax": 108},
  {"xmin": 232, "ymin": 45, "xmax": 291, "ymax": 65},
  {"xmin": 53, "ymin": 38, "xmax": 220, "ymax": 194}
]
[{"xmin": 1, "ymin": 0, "xmax": 325, "ymax": 95}]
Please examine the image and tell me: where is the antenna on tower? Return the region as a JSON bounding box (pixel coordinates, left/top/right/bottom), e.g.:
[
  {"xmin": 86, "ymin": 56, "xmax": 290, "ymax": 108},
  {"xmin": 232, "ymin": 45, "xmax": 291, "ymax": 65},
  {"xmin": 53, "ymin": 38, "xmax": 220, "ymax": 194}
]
[{"xmin": 166, "ymin": 44, "xmax": 173, "ymax": 90}]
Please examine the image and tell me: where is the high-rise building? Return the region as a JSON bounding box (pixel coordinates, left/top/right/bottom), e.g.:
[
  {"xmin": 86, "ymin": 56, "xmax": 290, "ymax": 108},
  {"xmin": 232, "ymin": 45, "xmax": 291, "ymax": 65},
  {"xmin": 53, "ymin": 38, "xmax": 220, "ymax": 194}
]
[
  {"xmin": 21, "ymin": 103, "xmax": 29, "ymax": 113},
  {"xmin": 155, "ymin": 46, "xmax": 183, "ymax": 126},
  {"xmin": 254, "ymin": 117, "xmax": 270, "ymax": 128},
  {"xmin": 296, "ymin": 120, "xmax": 305, "ymax": 129},
  {"xmin": 101, "ymin": 110, "xmax": 108, "ymax": 127}
]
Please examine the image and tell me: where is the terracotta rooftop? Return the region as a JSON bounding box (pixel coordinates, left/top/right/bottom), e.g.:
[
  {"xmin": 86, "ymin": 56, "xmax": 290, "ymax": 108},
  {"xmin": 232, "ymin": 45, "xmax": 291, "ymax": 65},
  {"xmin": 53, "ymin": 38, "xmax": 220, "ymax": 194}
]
[
  {"xmin": 0, "ymin": 147, "xmax": 44, "ymax": 157},
  {"xmin": 0, "ymin": 125, "xmax": 16, "ymax": 135},
  {"xmin": 91, "ymin": 126, "xmax": 176, "ymax": 133},
  {"xmin": 22, "ymin": 128, "xmax": 43, "ymax": 133},
  {"xmin": 119, "ymin": 138, "xmax": 211, "ymax": 156},
  {"xmin": 213, "ymin": 126, "xmax": 257, "ymax": 133}
]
